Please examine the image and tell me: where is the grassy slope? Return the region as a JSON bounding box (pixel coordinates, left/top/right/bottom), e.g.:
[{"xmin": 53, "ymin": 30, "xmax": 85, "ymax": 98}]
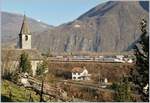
[{"xmin": 2, "ymin": 80, "xmax": 40, "ymax": 102}]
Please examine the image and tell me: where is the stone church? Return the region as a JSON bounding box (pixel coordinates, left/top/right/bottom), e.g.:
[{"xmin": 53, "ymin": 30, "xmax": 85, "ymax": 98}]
[
  {"xmin": 18, "ymin": 14, "xmax": 32, "ymax": 49},
  {"xmin": 2, "ymin": 14, "xmax": 43, "ymax": 76}
]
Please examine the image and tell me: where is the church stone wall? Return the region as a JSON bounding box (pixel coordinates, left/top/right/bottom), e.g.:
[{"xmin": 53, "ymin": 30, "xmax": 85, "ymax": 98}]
[
  {"xmin": 31, "ymin": 60, "xmax": 42, "ymax": 76},
  {"xmin": 2, "ymin": 61, "xmax": 19, "ymax": 76},
  {"xmin": 22, "ymin": 35, "xmax": 31, "ymax": 49},
  {"xmin": 2, "ymin": 60, "xmax": 42, "ymax": 76}
]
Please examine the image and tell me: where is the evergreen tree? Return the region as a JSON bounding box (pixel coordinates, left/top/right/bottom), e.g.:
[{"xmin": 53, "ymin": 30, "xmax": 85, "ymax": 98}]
[
  {"xmin": 130, "ymin": 19, "xmax": 149, "ymax": 101},
  {"xmin": 115, "ymin": 76, "xmax": 132, "ymax": 102},
  {"xmin": 36, "ymin": 58, "xmax": 48, "ymax": 75},
  {"xmin": 19, "ymin": 52, "xmax": 32, "ymax": 75}
]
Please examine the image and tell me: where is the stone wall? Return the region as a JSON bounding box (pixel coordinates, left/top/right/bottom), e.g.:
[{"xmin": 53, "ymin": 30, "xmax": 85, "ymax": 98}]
[
  {"xmin": 31, "ymin": 60, "xmax": 42, "ymax": 76},
  {"xmin": 2, "ymin": 60, "xmax": 41, "ymax": 76}
]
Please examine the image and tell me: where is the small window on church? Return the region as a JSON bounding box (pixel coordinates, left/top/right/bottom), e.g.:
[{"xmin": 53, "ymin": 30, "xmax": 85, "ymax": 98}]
[{"xmin": 25, "ymin": 35, "xmax": 28, "ymax": 41}]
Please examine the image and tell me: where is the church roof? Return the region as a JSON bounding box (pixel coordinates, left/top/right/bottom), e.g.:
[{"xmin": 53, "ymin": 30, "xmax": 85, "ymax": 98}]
[
  {"xmin": 20, "ymin": 14, "xmax": 31, "ymax": 35},
  {"xmin": 2, "ymin": 49, "xmax": 43, "ymax": 61},
  {"xmin": 72, "ymin": 67, "xmax": 84, "ymax": 73}
]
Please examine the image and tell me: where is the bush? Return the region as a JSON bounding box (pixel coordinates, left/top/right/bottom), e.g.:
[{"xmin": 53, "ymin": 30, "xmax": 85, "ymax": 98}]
[
  {"xmin": 114, "ymin": 77, "xmax": 132, "ymax": 102},
  {"xmin": 109, "ymin": 82, "xmax": 119, "ymax": 90},
  {"xmin": 54, "ymin": 69, "xmax": 72, "ymax": 79},
  {"xmin": 2, "ymin": 71, "xmax": 13, "ymax": 80},
  {"xmin": 36, "ymin": 59, "xmax": 48, "ymax": 76},
  {"xmin": 36, "ymin": 63, "xmax": 45, "ymax": 75}
]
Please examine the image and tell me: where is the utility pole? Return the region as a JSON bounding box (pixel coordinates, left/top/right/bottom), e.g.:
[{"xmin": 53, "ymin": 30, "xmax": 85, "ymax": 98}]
[
  {"xmin": 40, "ymin": 76, "xmax": 44, "ymax": 102},
  {"xmin": 99, "ymin": 69, "xmax": 101, "ymax": 86}
]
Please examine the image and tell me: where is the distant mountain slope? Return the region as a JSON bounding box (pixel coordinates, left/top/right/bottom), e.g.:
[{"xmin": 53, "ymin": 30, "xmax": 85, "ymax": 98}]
[
  {"xmin": 2, "ymin": 1, "xmax": 149, "ymax": 53},
  {"xmin": 32, "ymin": 1, "xmax": 148, "ymax": 53},
  {"xmin": 2, "ymin": 11, "xmax": 53, "ymax": 44}
]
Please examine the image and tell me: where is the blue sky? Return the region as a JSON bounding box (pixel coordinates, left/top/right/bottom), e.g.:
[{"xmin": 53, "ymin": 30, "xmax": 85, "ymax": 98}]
[{"xmin": 2, "ymin": 0, "xmax": 107, "ymax": 26}]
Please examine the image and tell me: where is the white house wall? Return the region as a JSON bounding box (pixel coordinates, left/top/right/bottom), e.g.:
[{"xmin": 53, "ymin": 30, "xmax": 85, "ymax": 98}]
[
  {"xmin": 72, "ymin": 73, "xmax": 82, "ymax": 80},
  {"xmin": 72, "ymin": 69, "xmax": 91, "ymax": 80}
]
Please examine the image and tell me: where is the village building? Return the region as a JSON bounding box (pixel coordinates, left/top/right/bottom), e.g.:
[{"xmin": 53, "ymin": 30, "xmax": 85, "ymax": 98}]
[
  {"xmin": 71, "ymin": 67, "xmax": 91, "ymax": 80},
  {"xmin": 2, "ymin": 14, "xmax": 43, "ymax": 76}
]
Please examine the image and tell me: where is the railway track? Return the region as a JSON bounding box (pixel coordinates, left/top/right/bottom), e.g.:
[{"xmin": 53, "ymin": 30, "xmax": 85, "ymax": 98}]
[
  {"xmin": 48, "ymin": 58, "xmax": 133, "ymax": 63},
  {"xmin": 56, "ymin": 80, "xmax": 115, "ymax": 93},
  {"xmin": 48, "ymin": 60, "xmax": 126, "ymax": 63}
]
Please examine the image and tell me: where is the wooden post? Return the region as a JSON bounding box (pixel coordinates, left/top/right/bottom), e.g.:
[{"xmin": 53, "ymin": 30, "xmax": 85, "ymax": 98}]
[
  {"xmin": 40, "ymin": 77, "xmax": 44, "ymax": 102},
  {"xmin": 9, "ymin": 87, "xmax": 12, "ymax": 101},
  {"xmin": 29, "ymin": 92, "xmax": 34, "ymax": 102}
]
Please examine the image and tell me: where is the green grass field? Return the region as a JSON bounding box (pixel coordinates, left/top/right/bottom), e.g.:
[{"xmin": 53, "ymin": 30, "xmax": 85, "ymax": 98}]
[{"xmin": 2, "ymin": 80, "xmax": 40, "ymax": 102}]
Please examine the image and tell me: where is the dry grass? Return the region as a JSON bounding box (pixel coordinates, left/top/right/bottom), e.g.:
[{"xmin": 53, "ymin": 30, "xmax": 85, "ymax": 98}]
[{"xmin": 48, "ymin": 61, "xmax": 134, "ymax": 82}]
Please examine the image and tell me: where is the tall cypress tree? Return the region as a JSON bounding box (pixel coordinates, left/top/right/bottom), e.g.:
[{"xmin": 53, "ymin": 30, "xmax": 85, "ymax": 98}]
[
  {"xmin": 130, "ymin": 19, "xmax": 149, "ymax": 101},
  {"xmin": 19, "ymin": 52, "xmax": 32, "ymax": 75}
]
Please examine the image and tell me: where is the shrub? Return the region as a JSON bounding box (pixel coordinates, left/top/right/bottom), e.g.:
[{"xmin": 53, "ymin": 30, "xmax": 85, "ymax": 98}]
[{"xmin": 36, "ymin": 59, "xmax": 48, "ymax": 76}]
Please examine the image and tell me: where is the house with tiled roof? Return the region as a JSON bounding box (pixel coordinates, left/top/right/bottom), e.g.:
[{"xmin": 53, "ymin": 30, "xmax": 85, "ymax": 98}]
[
  {"xmin": 2, "ymin": 14, "xmax": 43, "ymax": 76},
  {"xmin": 71, "ymin": 67, "xmax": 91, "ymax": 80}
]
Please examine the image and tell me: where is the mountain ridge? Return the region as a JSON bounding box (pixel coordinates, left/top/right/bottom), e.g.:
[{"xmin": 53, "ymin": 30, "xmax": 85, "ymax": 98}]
[
  {"xmin": 2, "ymin": 1, "xmax": 149, "ymax": 53},
  {"xmin": 2, "ymin": 11, "xmax": 53, "ymax": 44}
]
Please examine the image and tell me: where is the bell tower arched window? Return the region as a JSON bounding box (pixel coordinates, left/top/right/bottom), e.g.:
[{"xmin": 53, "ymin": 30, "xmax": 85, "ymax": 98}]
[{"xmin": 25, "ymin": 35, "xmax": 28, "ymax": 41}]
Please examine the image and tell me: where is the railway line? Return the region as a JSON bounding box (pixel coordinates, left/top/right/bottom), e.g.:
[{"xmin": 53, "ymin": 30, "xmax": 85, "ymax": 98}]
[
  {"xmin": 48, "ymin": 58, "xmax": 133, "ymax": 63},
  {"xmin": 56, "ymin": 80, "xmax": 115, "ymax": 93},
  {"xmin": 47, "ymin": 54, "xmax": 134, "ymax": 63}
]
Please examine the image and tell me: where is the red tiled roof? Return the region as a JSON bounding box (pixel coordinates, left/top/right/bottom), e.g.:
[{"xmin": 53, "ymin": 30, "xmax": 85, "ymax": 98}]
[{"xmin": 72, "ymin": 67, "xmax": 84, "ymax": 73}]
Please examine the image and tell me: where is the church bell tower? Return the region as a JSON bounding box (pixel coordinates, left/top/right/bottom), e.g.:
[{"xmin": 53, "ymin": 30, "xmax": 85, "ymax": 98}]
[{"xmin": 18, "ymin": 14, "xmax": 31, "ymax": 49}]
